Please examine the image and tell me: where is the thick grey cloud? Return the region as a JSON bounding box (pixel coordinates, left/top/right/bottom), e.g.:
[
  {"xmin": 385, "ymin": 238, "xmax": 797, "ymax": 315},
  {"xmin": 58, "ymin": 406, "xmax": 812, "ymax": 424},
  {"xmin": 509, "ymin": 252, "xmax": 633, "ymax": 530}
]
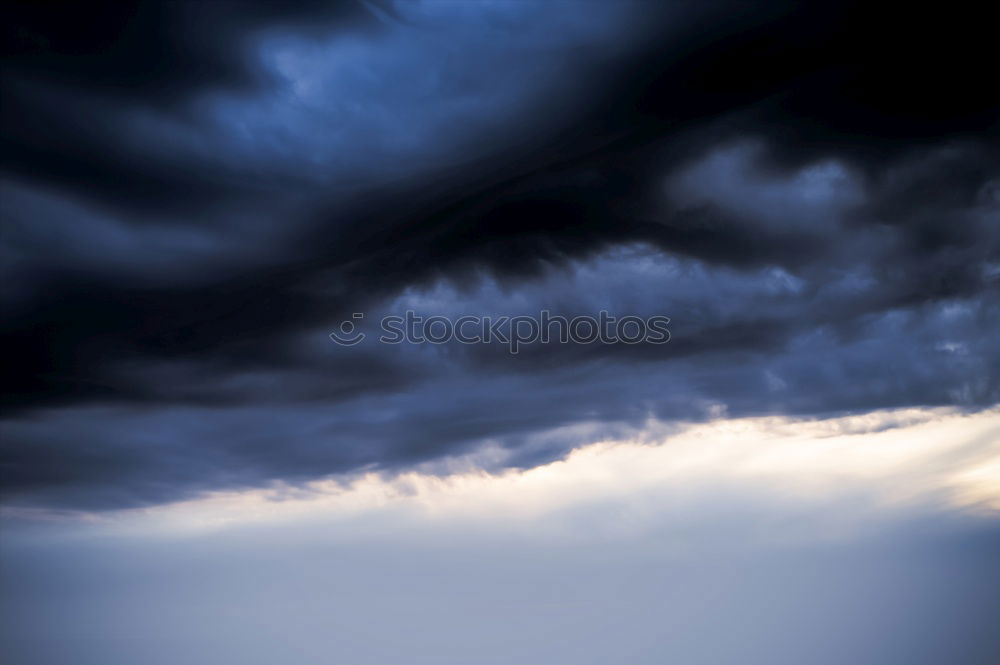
[{"xmin": 1, "ymin": 1, "xmax": 998, "ymax": 510}]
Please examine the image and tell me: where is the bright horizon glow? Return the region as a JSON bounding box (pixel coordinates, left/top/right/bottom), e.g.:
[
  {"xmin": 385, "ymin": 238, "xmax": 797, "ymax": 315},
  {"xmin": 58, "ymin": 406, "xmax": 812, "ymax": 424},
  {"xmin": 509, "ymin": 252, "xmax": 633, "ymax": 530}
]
[{"xmin": 12, "ymin": 406, "xmax": 994, "ymax": 538}]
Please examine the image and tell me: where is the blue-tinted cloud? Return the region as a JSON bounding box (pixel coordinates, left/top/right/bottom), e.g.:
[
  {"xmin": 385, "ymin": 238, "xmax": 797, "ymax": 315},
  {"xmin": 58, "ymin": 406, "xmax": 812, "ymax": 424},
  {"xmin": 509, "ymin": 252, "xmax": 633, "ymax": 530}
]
[{"xmin": 2, "ymin": 1, "xmax": 998, "ymax": 509}]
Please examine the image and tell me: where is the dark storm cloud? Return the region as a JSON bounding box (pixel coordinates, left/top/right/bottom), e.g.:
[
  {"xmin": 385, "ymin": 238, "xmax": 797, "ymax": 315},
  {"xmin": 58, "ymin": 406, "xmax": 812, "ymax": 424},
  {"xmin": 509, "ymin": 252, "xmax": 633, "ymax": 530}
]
[{"xmin": 1, "ymin": 1, "xmax": 998, "ymax": 509}]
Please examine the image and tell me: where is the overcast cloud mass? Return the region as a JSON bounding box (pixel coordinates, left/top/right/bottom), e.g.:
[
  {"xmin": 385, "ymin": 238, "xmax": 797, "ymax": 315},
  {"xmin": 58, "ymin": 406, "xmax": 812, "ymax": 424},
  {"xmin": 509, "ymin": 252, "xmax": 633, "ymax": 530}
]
[{"xmin": 1, "ymin": 1, "xmax": 998, "ymax": 663}]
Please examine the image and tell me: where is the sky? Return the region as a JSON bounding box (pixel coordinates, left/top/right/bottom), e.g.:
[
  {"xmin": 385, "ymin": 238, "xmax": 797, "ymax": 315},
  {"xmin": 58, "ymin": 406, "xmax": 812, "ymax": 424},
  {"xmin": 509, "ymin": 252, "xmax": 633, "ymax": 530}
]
[{"xmin": 1, "ymin": 1, "xmax": 998, "ymax": 664}]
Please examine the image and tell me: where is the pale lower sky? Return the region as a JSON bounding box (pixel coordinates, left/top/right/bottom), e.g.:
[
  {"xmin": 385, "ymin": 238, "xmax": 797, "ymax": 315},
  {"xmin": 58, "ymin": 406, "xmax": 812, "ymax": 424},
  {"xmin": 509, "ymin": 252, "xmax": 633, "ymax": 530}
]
[{"xmin": 2, "ymin": 407, "xmax": 998, "ymax": 665}]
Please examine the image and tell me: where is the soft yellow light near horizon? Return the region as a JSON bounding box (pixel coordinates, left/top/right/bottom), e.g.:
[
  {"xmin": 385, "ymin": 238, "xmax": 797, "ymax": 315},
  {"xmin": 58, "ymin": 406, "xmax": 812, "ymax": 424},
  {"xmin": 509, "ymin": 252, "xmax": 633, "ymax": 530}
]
[{"xmin": 53, "ymin": 406, "xmax": 1000, "ymax": 535}]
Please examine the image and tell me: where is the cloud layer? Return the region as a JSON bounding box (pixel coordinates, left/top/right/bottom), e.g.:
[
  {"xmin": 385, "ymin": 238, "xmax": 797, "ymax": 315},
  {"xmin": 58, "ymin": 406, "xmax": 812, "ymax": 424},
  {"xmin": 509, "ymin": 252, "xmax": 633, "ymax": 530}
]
[{"xmin": 2, "ymin": 1, "xmax": 998, "ymax": 510}]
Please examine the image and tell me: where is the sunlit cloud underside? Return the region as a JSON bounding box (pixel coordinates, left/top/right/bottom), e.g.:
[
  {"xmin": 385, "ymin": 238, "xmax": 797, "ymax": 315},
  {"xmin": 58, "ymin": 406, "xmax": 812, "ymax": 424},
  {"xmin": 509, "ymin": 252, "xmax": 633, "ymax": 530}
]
[{"xmin": 36, "ymin": 406, "xmax": 996, "ymax": 536}]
